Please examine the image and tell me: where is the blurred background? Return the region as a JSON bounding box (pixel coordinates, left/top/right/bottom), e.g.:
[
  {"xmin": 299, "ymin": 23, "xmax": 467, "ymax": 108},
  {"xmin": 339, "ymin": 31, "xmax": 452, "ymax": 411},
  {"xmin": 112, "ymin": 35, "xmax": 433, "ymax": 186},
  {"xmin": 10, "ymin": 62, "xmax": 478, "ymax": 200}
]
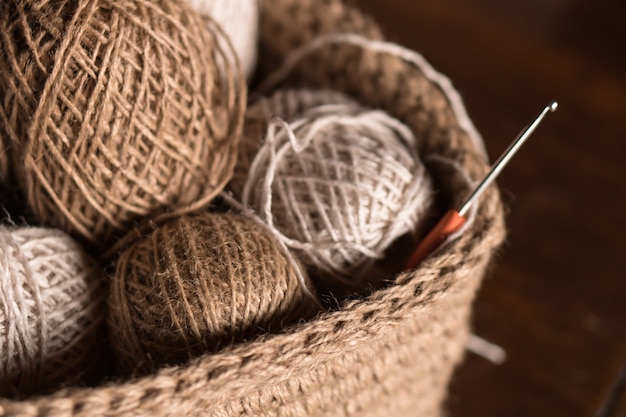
[{"xmin": 352, "ymin": 1, "xmax": 626, "ymax": 416}]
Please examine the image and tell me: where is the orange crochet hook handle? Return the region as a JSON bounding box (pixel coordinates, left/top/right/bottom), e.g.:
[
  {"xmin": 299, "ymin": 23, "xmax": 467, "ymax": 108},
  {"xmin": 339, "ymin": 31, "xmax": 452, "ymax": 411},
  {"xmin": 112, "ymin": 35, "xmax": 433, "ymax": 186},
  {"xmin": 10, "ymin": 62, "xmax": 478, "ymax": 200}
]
[
  {"xmin": 404, "ymin": 101, "xmax": 558, "ymax": 270},
  {"xmin": 403, "ymin": 209, "xmax": 466, "ymax": 269}
]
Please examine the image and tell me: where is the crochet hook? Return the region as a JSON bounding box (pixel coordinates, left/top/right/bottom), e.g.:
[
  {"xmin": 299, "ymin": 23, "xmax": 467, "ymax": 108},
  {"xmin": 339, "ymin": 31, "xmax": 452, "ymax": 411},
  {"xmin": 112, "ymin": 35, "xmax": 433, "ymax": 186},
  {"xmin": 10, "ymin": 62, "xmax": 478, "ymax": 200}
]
[{"xmin": 404, "ymin": 101, "xmax": 558, "ymax": 270}]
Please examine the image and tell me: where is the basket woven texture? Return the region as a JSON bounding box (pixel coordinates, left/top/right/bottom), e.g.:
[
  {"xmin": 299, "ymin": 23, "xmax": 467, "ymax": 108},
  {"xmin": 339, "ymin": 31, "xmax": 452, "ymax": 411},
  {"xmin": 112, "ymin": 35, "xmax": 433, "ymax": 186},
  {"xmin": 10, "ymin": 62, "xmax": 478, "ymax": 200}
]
[{"xmin": 0, "ymin": 0, "xmax": 506, "ymax": 416}]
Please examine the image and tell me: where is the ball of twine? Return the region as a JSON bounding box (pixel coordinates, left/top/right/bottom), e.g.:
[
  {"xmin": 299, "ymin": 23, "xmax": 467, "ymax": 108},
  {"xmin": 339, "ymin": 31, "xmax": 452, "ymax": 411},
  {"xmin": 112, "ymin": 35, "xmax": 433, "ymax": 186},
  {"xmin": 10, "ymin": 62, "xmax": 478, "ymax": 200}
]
[
  {"xmin": 0, "ymin": 0, "xmax": 245, "ymax": 250},
  {"xmin": 107, "ymin": 211, "xmax": 321, "ymax": 375},
  {"xmin": 0, "ymin": 226, "xmax": 107, "ymax": 398},
  {"xmin": 230, "ymin": 89, "xmax": 433, "ymax": 290},
  {"xmin": 187, "ymin": 0, "xmax": 259, "ymax": 80},
  {"xmin": 232, "ymin": 89, "xmax": 358, "ymax": 178}
]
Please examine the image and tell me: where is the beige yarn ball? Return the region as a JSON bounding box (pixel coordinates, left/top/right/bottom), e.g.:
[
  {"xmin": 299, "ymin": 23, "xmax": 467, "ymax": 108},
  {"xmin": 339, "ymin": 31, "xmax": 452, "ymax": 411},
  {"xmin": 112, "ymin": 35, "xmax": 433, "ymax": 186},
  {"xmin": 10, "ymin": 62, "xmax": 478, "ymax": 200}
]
[
  {"xmin": 0, "ymin": 0, "xmax": 245, "ymax": 251},
  {"xmin": 107, "ymin": 211, "xmax": 321, "ymax": 375},
  {"xmin": 230, "ymin": 89, "xmax": 434, "ymax": 291},
  {"xmin": 0, "ymin": 226, "xmax": 107, "ymax": 398},
  {"xmin": 187, "ymin": 0, "xmax": 259, "ymax": 79}
]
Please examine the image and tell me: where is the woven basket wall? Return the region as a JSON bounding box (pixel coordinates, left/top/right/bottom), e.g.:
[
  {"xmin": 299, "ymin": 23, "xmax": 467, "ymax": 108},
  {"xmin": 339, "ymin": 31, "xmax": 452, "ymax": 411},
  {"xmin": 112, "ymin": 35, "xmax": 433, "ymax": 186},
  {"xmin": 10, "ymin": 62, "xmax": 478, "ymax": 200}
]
[{"xmin": 0, "ymin": 0, "xmax": 506, "ymax": 416}]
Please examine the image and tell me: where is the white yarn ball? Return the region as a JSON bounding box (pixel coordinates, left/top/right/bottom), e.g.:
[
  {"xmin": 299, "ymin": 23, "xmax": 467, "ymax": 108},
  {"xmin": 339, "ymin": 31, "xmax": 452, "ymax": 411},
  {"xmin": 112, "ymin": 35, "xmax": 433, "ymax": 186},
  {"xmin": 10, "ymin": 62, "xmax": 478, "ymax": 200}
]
[
  {"xmin": 0, "ymin": 226, "xmax": 107, "ymax": 397},
  {"xmin": 231, "ymin": 89, "xmax": 433, "ymax": 292},
  {"xmin": 187, "ymin": 0, "xmax": 259, "ymax": 80}
]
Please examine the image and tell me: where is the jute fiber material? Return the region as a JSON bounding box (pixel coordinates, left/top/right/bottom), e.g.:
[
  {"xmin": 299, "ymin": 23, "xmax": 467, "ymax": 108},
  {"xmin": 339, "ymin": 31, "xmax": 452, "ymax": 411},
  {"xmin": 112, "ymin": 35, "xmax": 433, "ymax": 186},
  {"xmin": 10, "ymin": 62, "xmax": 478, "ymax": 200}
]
[
  {"xmin": 0, "ymin": 0, "xmax": 245, "ymax": 250},
  {"xmin": 108, "ymin": 212, "xmax": 321, "ymax": 376},
  {"xmin": 231, "ymin": 89, "xmax": 359, "ymax": 179},
  {"xmin": 231, "ymin": 89, "xmax": 433, "ymax": 294},
  {"xmin": 0, "ymin": 0, "xmax": 505, "ymax": 416},
  {"xmin": 0, "ymin": 227, "xmax": 107, "ymax": 398}
]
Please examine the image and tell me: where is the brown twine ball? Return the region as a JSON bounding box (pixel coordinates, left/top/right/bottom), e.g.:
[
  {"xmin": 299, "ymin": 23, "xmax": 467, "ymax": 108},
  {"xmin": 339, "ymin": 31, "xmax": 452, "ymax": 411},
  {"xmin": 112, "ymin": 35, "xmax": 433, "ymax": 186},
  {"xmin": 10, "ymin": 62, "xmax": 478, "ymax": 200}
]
[
  {"xmin": 0, "ymin": 226, "xmax": 107, "ymax": 398},
  {"xmin": 230, "ymin": 89, "xmax": 433, "ymax": 292},
  {"xmin": 0, "ymin": 0, "xmax": 245, "ymax": 250},
  {"xmin": 107, "ymin": 211, "xmax": 321, "ymax": 375}
]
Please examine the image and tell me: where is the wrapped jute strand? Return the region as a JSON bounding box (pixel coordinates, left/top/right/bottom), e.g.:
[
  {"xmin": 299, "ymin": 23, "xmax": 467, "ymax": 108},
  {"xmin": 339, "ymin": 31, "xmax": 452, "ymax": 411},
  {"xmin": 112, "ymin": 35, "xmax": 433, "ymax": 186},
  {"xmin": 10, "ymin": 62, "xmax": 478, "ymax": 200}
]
[
  {"xmin": 0, "ymin": 226, "xmax": 107, "ymax": 398},
  {"xmin": 0, "ymin": 0, "xmax": 246, "ymax": 251},
  {"xmin": 230, "ymin": 89, "xmax": 433, "ymax": 292},
  {"xmin": 187, "ymin": 0, "xmax": 259, "ymax": 79},
  {"xmin": 107, "ymin": 211, "xmax": 322, "ymax": 376}
]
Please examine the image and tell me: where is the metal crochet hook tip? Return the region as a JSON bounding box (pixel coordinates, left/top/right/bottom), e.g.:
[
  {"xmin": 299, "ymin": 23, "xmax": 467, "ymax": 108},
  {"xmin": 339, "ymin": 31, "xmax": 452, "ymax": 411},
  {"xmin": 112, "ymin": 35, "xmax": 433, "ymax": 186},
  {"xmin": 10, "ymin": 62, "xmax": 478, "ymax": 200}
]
[
  {"xmin": 403, "ymin": 101, "xmax": 558, "ymax": 270},
  {"xmin": 549, "ymin": 101, "xmax": 559, "ymax": 112},
  {"xmin": 457, "ymin": 101, "xmax": 558, "ymax": 217}
]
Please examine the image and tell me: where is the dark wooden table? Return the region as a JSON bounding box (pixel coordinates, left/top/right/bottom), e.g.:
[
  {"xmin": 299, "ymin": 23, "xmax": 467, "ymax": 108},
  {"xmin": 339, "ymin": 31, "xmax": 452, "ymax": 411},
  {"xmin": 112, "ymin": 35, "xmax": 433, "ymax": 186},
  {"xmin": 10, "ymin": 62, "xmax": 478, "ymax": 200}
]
[{"xmin": 353, "ymin": 1, "xmax": 626, "ymax": 416}]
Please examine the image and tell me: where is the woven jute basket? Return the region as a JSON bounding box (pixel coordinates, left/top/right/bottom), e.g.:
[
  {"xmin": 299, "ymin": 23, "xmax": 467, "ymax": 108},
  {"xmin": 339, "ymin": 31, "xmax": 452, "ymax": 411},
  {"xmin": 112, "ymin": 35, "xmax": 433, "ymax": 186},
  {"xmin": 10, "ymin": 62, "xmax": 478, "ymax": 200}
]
[{"xmin": 0, "ymin": 0, "xmax": 506, "ymax": 416}]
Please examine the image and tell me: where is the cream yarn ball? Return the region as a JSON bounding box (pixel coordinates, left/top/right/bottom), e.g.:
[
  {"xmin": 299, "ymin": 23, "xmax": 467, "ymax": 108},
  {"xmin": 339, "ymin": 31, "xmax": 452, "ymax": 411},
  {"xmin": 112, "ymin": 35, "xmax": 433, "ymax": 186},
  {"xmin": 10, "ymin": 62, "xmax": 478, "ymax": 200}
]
[
  {"xmin": 0, "ymin": 226, "xmax": 107, "ymax": 398},
  {"xmin": 231, "ymin": 89, "xmax": 434, "ymax": 292},
  {"xmin": 187, "ymin": 0, "xmax": 259, "ymax": 79}
]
